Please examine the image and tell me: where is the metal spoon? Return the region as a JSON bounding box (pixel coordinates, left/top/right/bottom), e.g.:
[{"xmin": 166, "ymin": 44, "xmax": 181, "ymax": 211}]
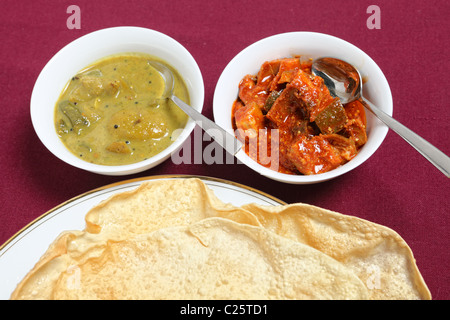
[
  {"xmin": 312, "ymin": 57, "xmax": 450, "ymax": 177},
  {"xmin": 148, "ymin": 61, "xmax": 242, "ymax": 156}
]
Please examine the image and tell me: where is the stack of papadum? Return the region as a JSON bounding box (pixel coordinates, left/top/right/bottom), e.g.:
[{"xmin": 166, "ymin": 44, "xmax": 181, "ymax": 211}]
[{"xmin": 11, "ymin": 178, "xmax": 431, "ymax": 300}]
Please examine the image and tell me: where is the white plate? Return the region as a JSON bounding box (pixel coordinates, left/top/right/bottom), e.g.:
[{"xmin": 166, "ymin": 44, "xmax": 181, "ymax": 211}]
[{"xmin": 0, "ymin": 175, "xmax": 285, "ymax": 300}]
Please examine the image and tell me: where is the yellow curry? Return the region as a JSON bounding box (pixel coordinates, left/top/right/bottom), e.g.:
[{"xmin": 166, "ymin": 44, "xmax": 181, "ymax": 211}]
[{"xmin": 54, "ymin": 53, "xmax": 189, "ymax": 166}]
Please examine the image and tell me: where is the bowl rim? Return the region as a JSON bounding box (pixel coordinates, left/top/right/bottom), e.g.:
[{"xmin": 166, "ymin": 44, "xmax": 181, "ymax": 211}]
[
  {"xmin": 30, "ymin": 26, "xmax": 204, "ymax": 175},
  {"xmin": 213, "ymin": 31, "xmax": 392, "ymax": 184}
]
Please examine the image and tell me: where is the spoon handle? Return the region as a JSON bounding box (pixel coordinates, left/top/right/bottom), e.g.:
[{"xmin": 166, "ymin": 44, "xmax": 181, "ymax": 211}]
[
  {"xmin": 170, "ymin": 95, "xmax": 243, "ymax": 156},
  {"xmin": 360, "ymin": 98, "xmax": 450, "ymax": 178}
]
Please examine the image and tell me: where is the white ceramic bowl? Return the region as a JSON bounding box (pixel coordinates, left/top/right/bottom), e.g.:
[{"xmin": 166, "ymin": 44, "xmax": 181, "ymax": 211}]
[
  {"xmin": 213, "ymin": 32, "xmax": 392, "ymax": 184},
  {"xmin": 31, "ymin": 26, "xmax": 204, "ymax": 175}
]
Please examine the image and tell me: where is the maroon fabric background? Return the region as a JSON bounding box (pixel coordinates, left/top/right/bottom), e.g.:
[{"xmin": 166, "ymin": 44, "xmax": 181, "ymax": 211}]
[{"xmin": 1, "ymin": 0, "xmax": 449, "ymax": 299}]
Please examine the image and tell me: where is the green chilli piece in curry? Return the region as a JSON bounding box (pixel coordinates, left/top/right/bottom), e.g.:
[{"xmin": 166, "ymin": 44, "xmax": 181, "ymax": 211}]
[{"xmin": 54, "ymin": 53, "xmax": 189, "ymax": 166}]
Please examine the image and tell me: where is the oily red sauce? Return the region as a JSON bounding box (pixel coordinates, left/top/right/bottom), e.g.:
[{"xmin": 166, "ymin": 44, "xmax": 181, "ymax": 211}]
[{"xmin": 232, "ymin": 57, "xmax": 367, "ymax": 175}]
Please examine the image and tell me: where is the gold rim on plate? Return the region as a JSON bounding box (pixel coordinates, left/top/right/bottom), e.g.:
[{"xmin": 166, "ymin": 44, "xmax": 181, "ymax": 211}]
[{"xmin": 0, "ymin": 174, "xmax": 286, "ymax": 253}]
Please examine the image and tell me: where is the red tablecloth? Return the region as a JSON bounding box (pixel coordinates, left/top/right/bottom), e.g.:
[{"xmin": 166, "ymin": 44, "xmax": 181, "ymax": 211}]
[{"xmin": 1, "ymin": 0, "xmax": 449, "ymax": 299}]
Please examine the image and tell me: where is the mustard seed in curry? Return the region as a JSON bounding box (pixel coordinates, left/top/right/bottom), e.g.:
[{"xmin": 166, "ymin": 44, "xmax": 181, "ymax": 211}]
[{"xmin": 54, "ymin": 53, "xmax": 189, "ymax": 166}]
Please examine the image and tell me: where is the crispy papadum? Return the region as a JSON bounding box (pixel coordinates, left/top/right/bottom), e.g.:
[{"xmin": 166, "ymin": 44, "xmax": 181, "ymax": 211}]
[
  {"xmin": 11, "ymin": 178, "xmax": 255, "ymax": 300},
  {"xmin": 84, "ymin": 178, "xmax": 260, "ymax": 238},
  {"xmin": 240, "ymin": 203, "xmax": 431, "ymax": 300},
  {"xmin": 50, "ymin": 218, "xmax": 369, "ymax": 300},
  {"xmin": 10, "ymin": 178, "xmax": 431, "ymax": 300}
]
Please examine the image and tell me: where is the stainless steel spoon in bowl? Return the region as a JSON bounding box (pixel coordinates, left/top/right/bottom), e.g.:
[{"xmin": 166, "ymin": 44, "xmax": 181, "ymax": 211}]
[
  {"xmin": 148, "ymin": 61, "xmax": 242, "ymax": 156},
  {"xmin": 312, "ymin": 57, "xmax": 450, "ymax": 178}
]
